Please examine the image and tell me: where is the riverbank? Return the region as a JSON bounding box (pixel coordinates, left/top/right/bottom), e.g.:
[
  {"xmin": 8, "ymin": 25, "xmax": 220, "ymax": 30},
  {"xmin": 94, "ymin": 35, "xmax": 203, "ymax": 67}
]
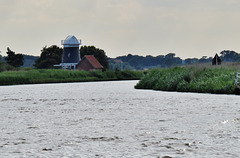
[
  {"xmin": 0, "ymin": 69, "xmax": 143, "ymax": 86},
  {"xmin": 135, "ymin": 63, "xmax": 239, "ymax": 94}
]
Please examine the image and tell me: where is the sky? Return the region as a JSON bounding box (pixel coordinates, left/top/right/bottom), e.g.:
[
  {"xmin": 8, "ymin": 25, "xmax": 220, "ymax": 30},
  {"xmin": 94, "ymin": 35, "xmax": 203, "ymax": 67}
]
[{"xmin": 0, "ymin": 0, "xmax": 240, "ymax": 59}]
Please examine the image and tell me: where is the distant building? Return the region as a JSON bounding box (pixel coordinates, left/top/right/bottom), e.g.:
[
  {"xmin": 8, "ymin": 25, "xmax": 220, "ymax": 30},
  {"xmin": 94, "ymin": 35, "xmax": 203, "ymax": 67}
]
[
  {"xmin": 212, "ymin": 54, "xmax": 221, "ymax": 65},
  {"xmin": 55, "ymin": 35, "xmax": 104, "ymax": 71},
  {"xmin": 55, "ymin": 35, "xmax": 81, "ymax": 70},
  {"xmin": 77, "ymin": 55, "xmax": 103, "ymax": 71},
  {"xmin": 114, "ymin": 59, "xmax": 123, "ymax": 70}
]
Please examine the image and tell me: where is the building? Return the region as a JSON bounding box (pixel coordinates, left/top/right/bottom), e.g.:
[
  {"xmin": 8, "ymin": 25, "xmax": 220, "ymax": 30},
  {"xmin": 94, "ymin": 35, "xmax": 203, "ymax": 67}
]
[
  {"xmin": 55, "ymin": 35, "xmax": 104, "ymax": 71},
  {"xmin": 55, "ymin": 35, "xmax": 81, "ymax": 70},
  {"xmin": 77, "ymin": 55, "xmax": 103, "ymax": 71},
  {"xmin": 212, "ymin": 54, "xmax": 221, "ymax": 65},
  {"xmin": 114, "ymin": 59, "xmax": 123, "ymax": 70}
]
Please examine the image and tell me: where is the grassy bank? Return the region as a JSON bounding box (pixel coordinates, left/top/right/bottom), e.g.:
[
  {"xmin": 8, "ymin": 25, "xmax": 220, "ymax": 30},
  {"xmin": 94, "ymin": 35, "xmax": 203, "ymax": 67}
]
[
  {"xmin": 135, "ymin": 63, "xmax": 240, "ymax": 94},
  {"xmin": 0, "ymin": 69, "xmax": 143, "ymax": 86}
]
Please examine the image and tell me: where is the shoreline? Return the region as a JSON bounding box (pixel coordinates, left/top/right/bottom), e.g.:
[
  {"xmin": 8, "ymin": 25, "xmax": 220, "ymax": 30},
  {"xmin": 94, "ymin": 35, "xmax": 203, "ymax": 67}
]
[
  {"xmin": 0, "ymin": 78, "xmax": 140, "ymax": 87},
  {"xmin": 135, "ymin": 65, "xmax": 239, "ymax": 95},
  {"xmin": 0, "ymin": 69, "xmax": 143, "ymax": 86}
]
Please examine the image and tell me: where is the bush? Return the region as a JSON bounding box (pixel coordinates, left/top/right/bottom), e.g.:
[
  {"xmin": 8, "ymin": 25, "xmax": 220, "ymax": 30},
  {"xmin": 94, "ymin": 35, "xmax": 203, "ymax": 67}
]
[
  {"xmin": 0, "ymin": 63, "xmax": 17, "ymax": 72},
  {"xmin": 135, "ymin": 64, "xmax": 238, "ymax": 94},
  {"xmin": 0, "ymin": 69, "xmax": 143, "ymax": 86}
]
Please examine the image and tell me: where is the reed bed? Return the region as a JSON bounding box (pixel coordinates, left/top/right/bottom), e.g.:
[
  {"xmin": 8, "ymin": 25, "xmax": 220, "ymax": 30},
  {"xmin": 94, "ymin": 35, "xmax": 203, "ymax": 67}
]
[
  {"xmin": 135, "ymin": 63, "xmax": 239, "ymax": 94},
  {"xmin": 0, "ymin": 69, "xmax": 143, "ymax": 86}
]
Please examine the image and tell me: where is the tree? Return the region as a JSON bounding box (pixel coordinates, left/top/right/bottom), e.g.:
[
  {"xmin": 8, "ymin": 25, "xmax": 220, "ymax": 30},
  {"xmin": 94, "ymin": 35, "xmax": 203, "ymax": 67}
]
[
  {"xmin": 164, "ymin": 53, "xmax": 182, "ymax": 67},
  {"xmin": 184, "ymin": 58, "xmax": 199, "ymax": 65},
  {"xmin": 80, "ymin": 46, "xmax": 109, "ymax": 70},
  {"xmin": 165, "ymin": 53, "xmax": 176, "ymax": 59},
  {"xmin": 199, "ymin": 56, "xmax": 212, "ymax": 63},
  {"xmin": 35, "ymin": 45, "xmax": 63, "ymax": 69},
  {"xmin": 5, "ymin": 48, "xmax": 24, "ymax": 67},
  {"xmin": 220, "ymin": 50, "xmax": 240, "ymax": 62},
  {"xmin": 0, "ymin": 51, "xmax": 2, "ymax": 64}
]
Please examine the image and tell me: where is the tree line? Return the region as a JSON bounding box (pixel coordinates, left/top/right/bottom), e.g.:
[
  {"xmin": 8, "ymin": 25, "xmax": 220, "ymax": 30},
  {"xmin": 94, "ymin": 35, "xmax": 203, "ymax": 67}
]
[
  {"xmin": 110, "ymin": 50, "xmax": 240, "ymax": 70},
  {"xmin": 1, "ymin": 45, "xmax": 240, "ymax": 71},
  {"xmin": 0, "ymin": 45, "xmax": 109, "ymax": 71},
  {"xmin": 34, "ymin": 45, "xmax": 109, "ymax": 70}
]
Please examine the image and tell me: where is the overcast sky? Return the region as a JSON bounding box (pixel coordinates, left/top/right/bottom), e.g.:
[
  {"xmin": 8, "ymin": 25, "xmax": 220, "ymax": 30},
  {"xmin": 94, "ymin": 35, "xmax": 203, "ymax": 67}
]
[{"xmin": 0, "ymin": 0, "xmax": 240, "ymax": 59}]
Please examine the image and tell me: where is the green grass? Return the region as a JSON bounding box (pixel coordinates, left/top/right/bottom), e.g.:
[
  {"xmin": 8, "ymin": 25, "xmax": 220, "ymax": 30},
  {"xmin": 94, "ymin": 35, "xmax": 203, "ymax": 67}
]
[
  {"xmin": 135, "ymin": 63, "xmax": 239, "ymax": 94},
  {"xmin": 0, "ymin": 69, "xmax": 143, "ymax": 86}
]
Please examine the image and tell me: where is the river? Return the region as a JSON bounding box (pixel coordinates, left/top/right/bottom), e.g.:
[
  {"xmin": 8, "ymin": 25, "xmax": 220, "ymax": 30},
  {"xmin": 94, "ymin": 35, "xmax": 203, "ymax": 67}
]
[{"xmin": 0, "ymin": 81, "xmax": 240, "ymax": 158}]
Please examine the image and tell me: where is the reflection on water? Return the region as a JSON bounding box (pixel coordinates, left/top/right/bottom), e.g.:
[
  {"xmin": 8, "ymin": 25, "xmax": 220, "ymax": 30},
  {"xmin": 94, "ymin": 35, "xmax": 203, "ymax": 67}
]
[{"xmin": 0, "ymin": 81, "xmax": 240, "ymax": 157}]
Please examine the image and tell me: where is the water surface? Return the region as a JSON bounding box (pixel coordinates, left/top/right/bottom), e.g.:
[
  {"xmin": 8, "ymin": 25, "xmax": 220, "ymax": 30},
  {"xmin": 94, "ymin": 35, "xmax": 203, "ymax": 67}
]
[{"xmin": 0, "ymin": 81, "xmax": 240, "ymax": 157}]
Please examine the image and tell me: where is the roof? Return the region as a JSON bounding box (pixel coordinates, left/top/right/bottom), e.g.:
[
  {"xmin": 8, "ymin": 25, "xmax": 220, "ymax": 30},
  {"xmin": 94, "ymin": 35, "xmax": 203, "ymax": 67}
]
[
  {"xmin": 114, "ymin": 59, "xmax": 123, "ymax": 63},
  {"xmin": 61, "ymin": 35, "xmax": 81, "ymax": 47},
  {"xmin": 84, "ymin": 55, "xmax": 103, "ymax": 69},
  {"xmin": 213, "ymin": 54, "xmax": 220, "ymax": 58}
]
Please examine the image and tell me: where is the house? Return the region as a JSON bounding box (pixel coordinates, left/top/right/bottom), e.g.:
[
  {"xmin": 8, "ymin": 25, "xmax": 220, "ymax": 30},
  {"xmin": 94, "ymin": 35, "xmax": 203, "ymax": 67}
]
[
  {"xmin": 212, "ymin": 54, "xmax": 221, "ymax": 65},
  {"xmin": 114, "ymin": 59, "xmax": 123, "ymax": 70},
  {"xmin": 77, "ymin": 55, "xmax": 103, "ymax": 71}
]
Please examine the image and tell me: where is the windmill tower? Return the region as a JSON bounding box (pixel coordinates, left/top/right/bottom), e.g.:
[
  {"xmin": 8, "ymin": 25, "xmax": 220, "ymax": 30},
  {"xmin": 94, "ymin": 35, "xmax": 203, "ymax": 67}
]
[{"xmin": 60, "ymin": 35, "xmax": 81, "ymax": 70}]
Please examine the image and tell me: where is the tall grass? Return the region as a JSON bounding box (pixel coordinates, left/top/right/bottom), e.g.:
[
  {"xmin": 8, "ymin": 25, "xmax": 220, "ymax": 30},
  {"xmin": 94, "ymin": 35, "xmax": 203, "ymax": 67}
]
[
  {"xmin": 135, "ymin": 63, "xmax": 239, "ymax": 94},
  {"xmin": 0, "ymin": 69, "xmax": 143, "ymax": 86}
]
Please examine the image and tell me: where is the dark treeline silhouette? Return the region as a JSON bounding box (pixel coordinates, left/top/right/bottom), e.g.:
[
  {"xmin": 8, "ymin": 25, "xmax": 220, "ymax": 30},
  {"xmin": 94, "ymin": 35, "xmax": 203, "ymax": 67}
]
[
  {"xmin": 109, "ymin": 53, "xmax": 182, "ymax": 70},
  {"xmin": 1, "ymin": 48, "xmax": 240, "ymax": 70},
  {"xmin": 5, "ymin": 47, "xmax": 24, "ymax": 67},
  {"xmin": 109, "ymin": 50, "xmax": 240, "ymax": 70}
]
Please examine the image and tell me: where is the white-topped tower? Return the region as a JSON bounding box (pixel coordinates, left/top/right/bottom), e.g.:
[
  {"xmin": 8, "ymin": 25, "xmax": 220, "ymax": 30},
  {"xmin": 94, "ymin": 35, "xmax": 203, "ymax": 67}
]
[{"xmin": 60, "ymin": 35, "xmax": 81, "ymax": 70}]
